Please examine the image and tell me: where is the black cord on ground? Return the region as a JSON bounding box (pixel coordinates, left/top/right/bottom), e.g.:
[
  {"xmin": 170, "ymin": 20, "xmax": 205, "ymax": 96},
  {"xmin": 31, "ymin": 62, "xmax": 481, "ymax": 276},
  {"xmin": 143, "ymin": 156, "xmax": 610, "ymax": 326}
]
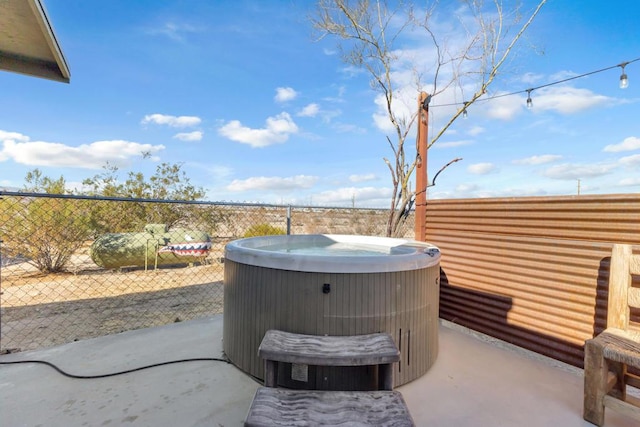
[{"xmin": 0, "ymin": 357, "xmax": 231, "ymax": 379}]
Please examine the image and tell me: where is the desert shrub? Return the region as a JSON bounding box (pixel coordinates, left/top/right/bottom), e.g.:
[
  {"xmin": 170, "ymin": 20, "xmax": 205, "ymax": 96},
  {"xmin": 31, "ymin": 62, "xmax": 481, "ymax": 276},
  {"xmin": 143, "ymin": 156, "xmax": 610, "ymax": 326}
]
[
  {"xmin": 83, "ymin": 162, "xmax": 228, "ymax": 235},
  {"xmin": 0, "ymin": 171, "xmax": 92, "ymax": 273},
  {"xmin": 243, "ymin": 223, "xmax": 286, "ymax": 238}
]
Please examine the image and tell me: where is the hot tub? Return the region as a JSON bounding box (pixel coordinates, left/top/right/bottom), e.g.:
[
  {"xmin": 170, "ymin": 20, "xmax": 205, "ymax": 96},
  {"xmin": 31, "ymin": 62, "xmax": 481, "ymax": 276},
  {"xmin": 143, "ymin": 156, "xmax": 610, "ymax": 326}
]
[{"xmin": 223, "ymin": 234, "xmax": 441, "ymax": 389}]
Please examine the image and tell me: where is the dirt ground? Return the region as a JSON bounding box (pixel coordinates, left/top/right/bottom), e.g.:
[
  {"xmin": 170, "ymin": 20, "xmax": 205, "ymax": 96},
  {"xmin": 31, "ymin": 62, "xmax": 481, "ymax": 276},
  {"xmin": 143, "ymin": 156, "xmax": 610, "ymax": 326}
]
[{"xmin": 0, "ymin": 251, "xmax": 225, "ymax": 353}]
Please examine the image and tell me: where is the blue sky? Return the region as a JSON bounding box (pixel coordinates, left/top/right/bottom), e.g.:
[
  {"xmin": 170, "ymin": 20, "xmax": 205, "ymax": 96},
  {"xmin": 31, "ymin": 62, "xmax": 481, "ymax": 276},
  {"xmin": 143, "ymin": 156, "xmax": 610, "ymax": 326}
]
[{"xmin": 1, "ymin": 0, "xmax": 639, "ymax": 207}]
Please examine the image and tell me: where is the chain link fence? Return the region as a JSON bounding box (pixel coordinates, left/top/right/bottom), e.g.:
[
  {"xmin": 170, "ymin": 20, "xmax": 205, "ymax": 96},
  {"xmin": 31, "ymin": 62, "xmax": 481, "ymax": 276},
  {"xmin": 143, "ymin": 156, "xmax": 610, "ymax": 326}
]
[{"xmin": 0, "ymin": 191, "xmax": 413, "ymax": 353}]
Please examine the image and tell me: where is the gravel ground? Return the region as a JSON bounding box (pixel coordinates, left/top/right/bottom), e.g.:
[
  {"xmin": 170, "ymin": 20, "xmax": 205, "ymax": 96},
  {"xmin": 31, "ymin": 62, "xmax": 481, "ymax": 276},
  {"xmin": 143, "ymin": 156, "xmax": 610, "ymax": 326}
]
[{"xmin": 0, "ymin": 255, "xmax": 225, "ymax": 353}]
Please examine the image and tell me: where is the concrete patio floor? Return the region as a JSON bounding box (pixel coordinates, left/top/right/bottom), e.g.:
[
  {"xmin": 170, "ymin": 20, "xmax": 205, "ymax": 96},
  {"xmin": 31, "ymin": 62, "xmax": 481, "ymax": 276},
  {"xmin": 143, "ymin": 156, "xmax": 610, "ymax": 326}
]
[{"xmin": 1, "ymin": 315, "xmax": 637, "ymax": 426}]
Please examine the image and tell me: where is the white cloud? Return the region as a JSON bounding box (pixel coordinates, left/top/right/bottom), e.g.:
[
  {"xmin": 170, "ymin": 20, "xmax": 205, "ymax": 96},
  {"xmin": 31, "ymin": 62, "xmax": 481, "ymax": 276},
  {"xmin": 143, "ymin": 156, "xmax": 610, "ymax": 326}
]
[
  {"xmin": 333, "ymin": 122, "xmax": 366, "ymax": 134},
  {"xmin": 173, "ymin": 131, "xmax": 203, "ymax": 142},
  {"xmin": 372, "ymin": 87, "xmax": 416, "ymax": 133},
  {"xmin": 513, "ymin": 154, "xmax": 563, "ymax": 165},
  {"xmin": 603, "ymin": 136, "xmax": 640, "ymax": 152},
  {"xmin": 618, "ymin": 177, "xmax": 640, "ymax": 186},
  {"xmin": 323, "ymin": 86, "xmax": 347, "ymax": 104},
  {"xmin": 520, "ymin": 72, "xmax": 545, "ymax": 85},
  {"xmin": 484, "ymin": 94, "xmax": 523, "ymax": 120},
  {"xmin": 349, "ymin": 173, "xmax": 376, "ymax": 183},
  {"xmin": 0, "ymin": 134, "xmax": 164, "ymax": 169},
  {"xmin": 467, "ymin": 126, "xmax": 485, "ymax": 136},
  {"xmin": 319, "ymin": 109, "xmax": 342, "ymax": 123},
  {"xmin": 434, "ymin": 140, "xmax": 473, "ymax": 149},
  {"xmin": 298, "ymin": 103, "xmax": 320, "ymax": 117},
  {"xmin": 312, "ymin": 186, "xmax": 391, "ymax": 205},
  {"xmin": 482, "ymin": 187, "xmax": 552, "ymax": 198},
  {"xmin": 227, "ymin": 175, "xmax": 318, "ymax": 192},
  {"xmin": 468, "ymin": 163, "xmax": 497, "ymax": 175},
  {"xmin": 339, "ymin": 65, "xmax": 366, "ymax": 78},
  {"xmin": 274, "ymin": 87, "xmax": 298, "ymax": 103},
  {"xmin": 0, "ymin": 130, "xmax": 29, "ymax": 161},
  {"xmin": 549, "ymin": 70, "xmax": 578, "ymax": 81},
  {"xmin": 433, "ymin": 184, "xmax": 553, "ymax": 200},
  {"xmin": 542, "ymin": 163, "xmax": 616, "ymax": 180},
  {"xmin": 145, "ymin": 22, "xmax": 202, "ymax": 42},
  {"xmin": 141, "ymin": 114, "xmax": 201, "ymax": 127},
  {"xmin": 455, "ymin": 183, "xmax": 480, "ymax": 192},
  {"xmin": 619, "ymin": 154, "xmax": 640, "ymax": 168},
  {"xmin": 218, "ymin": 112, "xmax": 299, "ymax": 148},
  {"xmin": 531, "ymin": 86, "xmax": 612, "ymax": 114},
  {"xmin": 207, "ymin": 165, "xmax": 233, "ymax": 179},
  {"xmin": 0, "ymin": 130, "xmax": 29, "ymax": 142}
]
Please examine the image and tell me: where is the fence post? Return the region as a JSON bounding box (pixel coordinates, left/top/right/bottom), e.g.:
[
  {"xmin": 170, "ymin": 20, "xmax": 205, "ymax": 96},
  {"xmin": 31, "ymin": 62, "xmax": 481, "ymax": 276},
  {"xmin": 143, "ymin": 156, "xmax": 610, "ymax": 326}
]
[
  {"xmin": 0, "ymin": 238, "xmax": 3, "ymax": 350},
  {"xmin": 415, "ymin": 91, "xmax": 430, "ymax": 242},
  {"xmin": 287, "ymin": 205, "xmax": 292, "ymax": 235}
]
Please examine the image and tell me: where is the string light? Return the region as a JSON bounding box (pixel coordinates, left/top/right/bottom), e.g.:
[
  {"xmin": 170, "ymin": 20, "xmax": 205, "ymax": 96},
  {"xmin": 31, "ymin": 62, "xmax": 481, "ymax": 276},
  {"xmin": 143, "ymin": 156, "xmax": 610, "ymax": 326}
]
[
  {"xmin": 429, "ymin": 56, "xmax": 639, "ymax": 109},
  {"xmin": 619, "ymin": 62, "xmax": 629, "ymax": 89},
  {"xmin": 462, "ymin": 101, "xmax": 469, "ymax": 118}
]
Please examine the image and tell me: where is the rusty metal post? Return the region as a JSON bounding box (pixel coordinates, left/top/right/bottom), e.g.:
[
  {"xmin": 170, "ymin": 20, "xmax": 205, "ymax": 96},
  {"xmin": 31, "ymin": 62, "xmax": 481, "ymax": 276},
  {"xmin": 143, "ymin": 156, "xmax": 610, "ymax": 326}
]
[{"xmin": 415, "ymin": 92, "xmax": 429, "ymax": 242}]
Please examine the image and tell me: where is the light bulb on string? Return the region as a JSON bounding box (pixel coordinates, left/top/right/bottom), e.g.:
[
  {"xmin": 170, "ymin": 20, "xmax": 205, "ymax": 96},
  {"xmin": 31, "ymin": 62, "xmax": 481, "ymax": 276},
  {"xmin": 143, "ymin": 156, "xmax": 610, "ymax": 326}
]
[
  {"xmin": 526, "ymin": 89, "xmax": 533, "ymax": 109},
  {"xmin": 462, "ymin": 101, "xmax": 468, "ymax": 119},
  {"xmin": 619, "ymin": 63, "xmax": 629, "ymax": 89}
]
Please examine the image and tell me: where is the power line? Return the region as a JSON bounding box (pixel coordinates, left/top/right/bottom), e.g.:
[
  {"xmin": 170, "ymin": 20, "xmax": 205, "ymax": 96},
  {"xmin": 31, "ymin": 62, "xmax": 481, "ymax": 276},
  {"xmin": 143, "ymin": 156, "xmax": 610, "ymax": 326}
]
[{"xmin": 429, "ymin": 56, "xmax": 640, "ymax": 108}]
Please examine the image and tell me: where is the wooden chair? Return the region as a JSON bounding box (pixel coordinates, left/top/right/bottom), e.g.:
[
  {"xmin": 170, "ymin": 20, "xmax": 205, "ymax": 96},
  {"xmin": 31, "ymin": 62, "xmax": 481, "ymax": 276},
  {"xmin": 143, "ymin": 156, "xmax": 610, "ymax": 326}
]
[{"xmin": 583, "ymin": 244, "xmax": 640, "ymax": 425}]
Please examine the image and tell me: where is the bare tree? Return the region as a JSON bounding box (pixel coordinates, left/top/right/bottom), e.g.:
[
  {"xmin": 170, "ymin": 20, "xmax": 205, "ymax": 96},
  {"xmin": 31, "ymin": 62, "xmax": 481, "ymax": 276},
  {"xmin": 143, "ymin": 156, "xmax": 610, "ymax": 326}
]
[{"xmin": 312, "ymin": 0, "xmax": 547, "ymax": 237}]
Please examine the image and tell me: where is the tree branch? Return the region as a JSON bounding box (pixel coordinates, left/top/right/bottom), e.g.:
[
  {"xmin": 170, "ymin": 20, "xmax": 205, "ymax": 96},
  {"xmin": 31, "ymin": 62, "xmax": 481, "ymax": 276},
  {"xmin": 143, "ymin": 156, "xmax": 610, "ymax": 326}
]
[{"xmin": 429, "ymin": 157, "xmax": 463, "ymax": 188}]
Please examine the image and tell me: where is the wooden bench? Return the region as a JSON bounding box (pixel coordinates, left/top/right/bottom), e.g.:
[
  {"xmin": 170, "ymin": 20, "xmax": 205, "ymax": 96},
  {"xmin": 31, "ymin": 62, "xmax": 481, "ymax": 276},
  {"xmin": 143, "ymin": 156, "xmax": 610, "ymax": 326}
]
[
  {"xmin": 258, "ymin": 330, "xmax": 400, "ymax": 390},
  {"xmin": 584, "ymin": 244, "xmax": 640, "ymax": 425},
  {"xmin": 245, "ymin": 387, "xmax": 415, "ymax": 427}
]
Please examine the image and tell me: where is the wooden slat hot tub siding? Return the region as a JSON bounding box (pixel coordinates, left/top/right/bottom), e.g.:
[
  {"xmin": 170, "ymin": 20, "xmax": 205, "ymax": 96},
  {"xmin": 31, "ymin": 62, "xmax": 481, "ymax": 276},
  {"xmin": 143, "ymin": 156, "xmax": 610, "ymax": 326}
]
[{"xmin": 223, "ymin": 260, "xmax": 440, "ymax": 388}]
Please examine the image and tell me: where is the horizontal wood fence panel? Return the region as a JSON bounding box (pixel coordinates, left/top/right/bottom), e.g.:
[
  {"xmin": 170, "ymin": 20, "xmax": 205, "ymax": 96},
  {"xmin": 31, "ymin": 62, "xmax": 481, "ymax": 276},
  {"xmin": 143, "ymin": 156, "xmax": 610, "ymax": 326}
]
[{"xmin": 426, "ymin": 194, "xmax": 640, "ymax": 367}]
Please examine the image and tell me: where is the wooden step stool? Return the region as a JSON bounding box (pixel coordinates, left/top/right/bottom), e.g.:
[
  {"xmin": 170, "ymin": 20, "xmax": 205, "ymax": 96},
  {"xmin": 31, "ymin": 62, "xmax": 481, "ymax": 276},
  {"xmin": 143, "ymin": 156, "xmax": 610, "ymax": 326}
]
[
  {"xmin": 244, "ymin": 330, "xmax": 414, "ymax": 426},
  {"xmin": 258, "ymin": 329, "xmax": 400, "ymax": 390},
  {"xmin": 245, "ymin": 387, "xmax": 414, "ymax": 427}
]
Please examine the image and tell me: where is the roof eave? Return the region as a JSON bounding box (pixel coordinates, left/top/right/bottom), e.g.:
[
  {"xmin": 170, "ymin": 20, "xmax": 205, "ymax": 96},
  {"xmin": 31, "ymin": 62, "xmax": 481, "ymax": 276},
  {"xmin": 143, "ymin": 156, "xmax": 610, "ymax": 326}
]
[
  {"xmin": 28, "ymin": 0, "xmax": 70, "ymax": 83},
  {"xmin": 0, "ymin": 0, "xmax": 70, "ymax": 83}
]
